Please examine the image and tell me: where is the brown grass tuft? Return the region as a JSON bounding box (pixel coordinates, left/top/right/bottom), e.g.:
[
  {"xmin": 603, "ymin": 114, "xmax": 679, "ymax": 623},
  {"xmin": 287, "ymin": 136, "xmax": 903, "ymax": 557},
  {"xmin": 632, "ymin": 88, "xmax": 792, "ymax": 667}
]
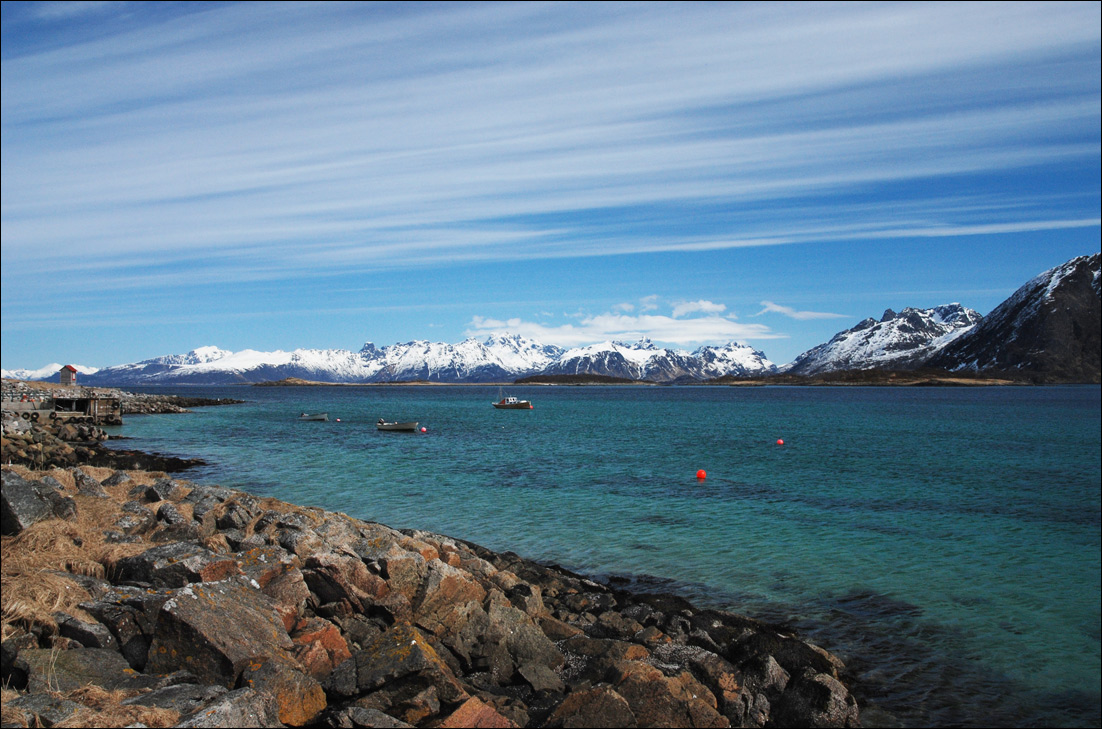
[{"xmin": 0, "ymin": 491, "xmax": 147, "ymax": 635}]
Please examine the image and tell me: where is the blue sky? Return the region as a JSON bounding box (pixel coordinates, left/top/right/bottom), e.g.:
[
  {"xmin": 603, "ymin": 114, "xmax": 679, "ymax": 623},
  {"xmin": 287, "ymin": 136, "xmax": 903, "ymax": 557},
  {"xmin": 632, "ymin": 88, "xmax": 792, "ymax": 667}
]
[{"xmin": 2, "ymin": 1, "xmax": 1099, "ymax": 370}]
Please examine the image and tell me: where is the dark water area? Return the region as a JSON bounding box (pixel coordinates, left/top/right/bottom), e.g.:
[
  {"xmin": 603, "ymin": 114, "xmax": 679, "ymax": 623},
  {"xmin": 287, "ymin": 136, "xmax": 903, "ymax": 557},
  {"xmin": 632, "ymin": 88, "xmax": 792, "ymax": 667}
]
[{"xmin": 108, "ymin": 384, "xmax": 1102, "ymax": 727}]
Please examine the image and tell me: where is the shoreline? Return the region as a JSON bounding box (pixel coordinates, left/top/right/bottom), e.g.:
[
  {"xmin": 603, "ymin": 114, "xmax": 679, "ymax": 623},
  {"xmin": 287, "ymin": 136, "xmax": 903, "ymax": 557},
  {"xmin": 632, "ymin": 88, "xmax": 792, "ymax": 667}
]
[{"xmin": 1, "ymin": 410, "xmax": 861, "ymax": 728}]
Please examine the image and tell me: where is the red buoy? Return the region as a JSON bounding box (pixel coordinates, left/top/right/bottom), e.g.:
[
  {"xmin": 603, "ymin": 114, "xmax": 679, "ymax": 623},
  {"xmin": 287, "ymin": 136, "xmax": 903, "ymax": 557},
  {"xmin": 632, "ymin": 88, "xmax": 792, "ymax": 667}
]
[
  {"xmin": 421, "ymin": 427, "xmax": 427, "ymax": 433},
  {"xmin": 696, "ymin": 469, "xmax": 707, "ymax": 479},
  {"xmin": 776, "ymin": 439, "xmax": 784, "ymax": 446}
]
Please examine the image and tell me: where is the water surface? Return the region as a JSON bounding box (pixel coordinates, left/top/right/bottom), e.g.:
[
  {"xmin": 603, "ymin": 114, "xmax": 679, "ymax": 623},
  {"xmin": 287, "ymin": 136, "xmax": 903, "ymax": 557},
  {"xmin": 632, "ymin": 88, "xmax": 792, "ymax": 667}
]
[{"xmin": 107, "ymin": 384, "xmax": 1102, "ymax": 727}]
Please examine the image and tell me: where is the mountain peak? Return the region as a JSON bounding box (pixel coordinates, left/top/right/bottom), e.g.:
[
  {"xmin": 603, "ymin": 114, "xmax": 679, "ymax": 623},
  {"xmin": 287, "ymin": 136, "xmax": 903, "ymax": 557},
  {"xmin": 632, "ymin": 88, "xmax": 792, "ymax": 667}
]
[{"xmin": 787, "ymin": 303, "xmax": 982, "ymax": 376}]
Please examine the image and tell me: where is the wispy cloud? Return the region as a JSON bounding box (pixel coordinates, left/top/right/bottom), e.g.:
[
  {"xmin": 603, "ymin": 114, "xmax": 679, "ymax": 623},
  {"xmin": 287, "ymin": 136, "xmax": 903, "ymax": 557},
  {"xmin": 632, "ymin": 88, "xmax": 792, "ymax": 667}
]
[
  {"xmin": 755, "ymin": 301, "xmax": 847, "ymax": 321},
  {"xmin": 1, "ymin": 1, "xmax": 1098, "ymax": 368},
  {"xmin": 466, "ymin": 314, "xmax": 782, "ymax": 348},
  {"xmin": 2, "ymin": 2, "xmax": 1098, "ymax": 279}
]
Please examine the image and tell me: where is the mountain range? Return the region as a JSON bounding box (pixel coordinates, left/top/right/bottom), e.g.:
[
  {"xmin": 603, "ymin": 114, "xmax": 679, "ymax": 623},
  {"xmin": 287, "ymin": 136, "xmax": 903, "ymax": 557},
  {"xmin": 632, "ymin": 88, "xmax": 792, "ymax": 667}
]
[{"xmin": 3, "ymin": 253, "xmax": 1098, "ymax": 385}]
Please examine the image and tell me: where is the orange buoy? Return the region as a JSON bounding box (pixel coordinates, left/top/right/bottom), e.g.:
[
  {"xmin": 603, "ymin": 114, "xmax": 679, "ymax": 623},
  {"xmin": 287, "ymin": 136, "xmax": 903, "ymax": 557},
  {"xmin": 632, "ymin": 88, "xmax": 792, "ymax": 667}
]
[{"xmin": 696, "ymin": 469, "xmax": 707, "ymax": 479}]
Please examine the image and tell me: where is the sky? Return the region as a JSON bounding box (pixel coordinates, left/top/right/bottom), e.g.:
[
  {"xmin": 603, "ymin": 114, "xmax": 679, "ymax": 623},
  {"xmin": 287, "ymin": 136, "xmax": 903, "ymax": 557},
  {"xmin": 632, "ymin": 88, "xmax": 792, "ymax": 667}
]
[{"xmin": 2, "ymin": 1, "xmax": 1099, "ymax": 371}]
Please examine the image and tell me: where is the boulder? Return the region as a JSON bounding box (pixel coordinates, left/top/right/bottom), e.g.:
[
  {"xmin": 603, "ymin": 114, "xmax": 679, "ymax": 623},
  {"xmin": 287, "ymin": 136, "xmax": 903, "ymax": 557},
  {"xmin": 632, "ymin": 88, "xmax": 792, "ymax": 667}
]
[
  {"xmin": 15, "ymin": 647, "xmax": 153, "ymax": 694},
  {"xmin": 71, "ymin": 468, "xmax": 109, "ymax": 498},
  {"xmin": 146, "ymin": 577, "xmax": 294, "ymax": 687},
  {"xmin": 113, "ymin": 541, "xmax": 241, "ymax": 587},
  {"xmin": 6, "ymin": 693, "xmax": 86, "ymax": 728},
  {"xmin": 239, "ymin": 657, "xmax": 327, "ymax": 726},
  {"xmin": 322, "ymin": 706, "xmax": 413, "ymax": 728},
  {"xmin": 410, "ymin": 561, "xmax": 487, "ymax": 634},
  {"xmin": 485, "ymin": 599, "xmax": 564, "ymax": 679},
  {"xmin": 438, "ymin": 696, "xmax": 518, "ymax": 728},
  {"xmin": 608, "ymin": 661, "xmax": 729, "ymax": 728},
  {"xmin": 52, "ymin": 611, "xmax": 118, "ymax": 650},
  {"xmin": 303, "ymin": 552, "xmax": 389, "ymax": 614},
  {"xmin": 175, "ymin": 687, "xmax": 283, "ymax": 728},
  {"xmin": 1, "ymin": 632, "xmax": 39, "ymax": 688},
  {"xmin": 290, "ymin": 617, "xmax": 352, "ymax": 680},
  {"xmin": 1, "ymin": 470, "xmax": 56, "ymax": 534},
  {"xmin": 261, "ymin": 565, "xmax": 312, "ymax": 632},
  {"xmin": 114, "ymin": 500, "xmax": 158, "ymax": 536},
  {"xmin": 80, "ymin": 588, "xmax": 175, "ymax": 670},
  {"xmin": 544, "ymin": 684, "xmax": 637, "ymax": 728},
  {"xmin": 770, "ymin": 669, "xmax": 860, "ymax": 728},
  {"xmin": 122, "ymin": 683, "xmax": 230, "ymax": 714},
  {"xmin": 326, "ymin": 622, "xmax": 468, "ymax": 709},
  {"xmin": 100, "ymin": 470, "xmax": 133, "ymax": 487}
]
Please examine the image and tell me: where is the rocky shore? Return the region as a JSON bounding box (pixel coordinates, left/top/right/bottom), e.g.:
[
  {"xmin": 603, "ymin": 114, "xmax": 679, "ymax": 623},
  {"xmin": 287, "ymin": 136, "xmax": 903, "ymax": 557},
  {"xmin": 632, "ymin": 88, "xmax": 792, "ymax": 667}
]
[
  {"xmin": 2, "ymin": 415, "xmax": 205, "ymax": 473},
  {"xmin": 1, "ymin": 422, "xmax": 860, "ymax": 728}
]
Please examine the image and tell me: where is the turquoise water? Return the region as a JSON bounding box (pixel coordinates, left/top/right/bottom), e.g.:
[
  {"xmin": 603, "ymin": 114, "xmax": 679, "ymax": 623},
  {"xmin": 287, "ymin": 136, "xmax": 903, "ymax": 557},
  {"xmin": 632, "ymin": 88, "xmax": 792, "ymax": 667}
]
[{"xmin": 106, "ymin": 385, "xmax": 1101, "ymax": 727}]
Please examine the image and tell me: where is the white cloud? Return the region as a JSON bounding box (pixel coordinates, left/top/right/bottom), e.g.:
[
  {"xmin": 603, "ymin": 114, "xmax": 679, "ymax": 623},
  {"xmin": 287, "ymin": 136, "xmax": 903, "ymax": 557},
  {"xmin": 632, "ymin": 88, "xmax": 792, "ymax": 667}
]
[
  {"xmin": 467, "ymin": 300, "xmax": 784, "ymax": 348},
  {"xmin": 672, "ymin": 300, "xmax": 727, "ymax": 318},
  {"xmin": 755, "ymin": 301, "xmax": 847, "ymax": 321}
]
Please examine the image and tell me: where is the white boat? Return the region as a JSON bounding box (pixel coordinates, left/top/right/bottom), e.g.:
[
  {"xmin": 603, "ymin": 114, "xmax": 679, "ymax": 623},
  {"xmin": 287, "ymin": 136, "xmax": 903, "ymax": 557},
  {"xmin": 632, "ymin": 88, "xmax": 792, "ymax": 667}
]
[
  {"xmin": 298, "ymin": 412, "xmax": 329, "ymax": 421},
  {"xmin": 492, "ymin": 395, "xmax": 532, "ymax": 409},
  {"xmin": 376, "ymin": 419, "xmax": 419, "ymax": 432}
]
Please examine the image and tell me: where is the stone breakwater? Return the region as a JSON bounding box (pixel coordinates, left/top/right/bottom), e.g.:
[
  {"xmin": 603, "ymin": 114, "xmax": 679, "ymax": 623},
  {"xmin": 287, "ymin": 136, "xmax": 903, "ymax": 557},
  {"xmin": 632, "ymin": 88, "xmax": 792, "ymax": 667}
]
[
  {"xmin": 2, "ymin": 417, "xmax": 205, "ymax": 472},
  {"xmin": 1, "ymin": 460, "xmax": 860, "ymax": 729},
  {"xmin": 1, "ymin": 380, "xmax": 243, "ymax": 416}
]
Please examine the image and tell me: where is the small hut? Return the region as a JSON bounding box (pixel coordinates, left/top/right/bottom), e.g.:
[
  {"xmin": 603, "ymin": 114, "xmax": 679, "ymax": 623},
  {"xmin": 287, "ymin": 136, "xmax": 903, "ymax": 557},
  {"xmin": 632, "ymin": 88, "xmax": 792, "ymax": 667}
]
[{"xmin": 59, "ymin": 364, "xmax": 78, "ymax": 385}]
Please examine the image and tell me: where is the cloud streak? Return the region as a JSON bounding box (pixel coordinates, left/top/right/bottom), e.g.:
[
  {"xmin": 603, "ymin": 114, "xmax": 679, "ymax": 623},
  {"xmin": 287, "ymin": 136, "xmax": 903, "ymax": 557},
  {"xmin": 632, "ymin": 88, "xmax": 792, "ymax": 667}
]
[
  {"xmin": 1, "ymin": 1, "xmax": 1098, "ymax": 368},
  {"xmin": 755, "ymin": 301, "xmax": 847, "ymax": 321},
  {"xmin": 3, "ymin": 2, "xmax": 1099, "ymax": 274}
]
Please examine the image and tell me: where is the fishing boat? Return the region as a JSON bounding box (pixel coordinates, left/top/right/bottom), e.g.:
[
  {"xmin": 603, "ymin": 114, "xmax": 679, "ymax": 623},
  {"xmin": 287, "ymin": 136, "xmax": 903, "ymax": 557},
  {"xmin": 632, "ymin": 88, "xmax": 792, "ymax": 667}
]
[
  {"xmin": 492, "ymin": 394, "xmax": 533, "ymax": 409},
  {"xmin": 376, "ymin": 419, "xmax": 419, "ymax": 432},
  {"xmin": 298, "ymin": 412, "xmax": 329, "ymax": 421}
]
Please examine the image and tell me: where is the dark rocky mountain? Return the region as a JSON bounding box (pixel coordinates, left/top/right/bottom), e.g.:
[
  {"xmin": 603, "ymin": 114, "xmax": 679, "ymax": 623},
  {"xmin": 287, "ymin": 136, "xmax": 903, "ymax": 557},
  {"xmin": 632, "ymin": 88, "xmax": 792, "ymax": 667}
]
[
  {"xmin": 779, "ymin": 253, "xmax": 1100, "ymax": 382},
  {"xmin": 927, "ymin": 252, "xmax": 1100, "ymax": 381}
]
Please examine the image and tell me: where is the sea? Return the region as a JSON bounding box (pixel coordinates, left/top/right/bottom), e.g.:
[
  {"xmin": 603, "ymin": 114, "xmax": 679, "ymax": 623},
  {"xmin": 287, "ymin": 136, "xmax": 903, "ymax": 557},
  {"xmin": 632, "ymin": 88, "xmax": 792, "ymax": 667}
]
[{"xmin": 104, "ymin": 384, "xmax": 1101, "ymax": 728}]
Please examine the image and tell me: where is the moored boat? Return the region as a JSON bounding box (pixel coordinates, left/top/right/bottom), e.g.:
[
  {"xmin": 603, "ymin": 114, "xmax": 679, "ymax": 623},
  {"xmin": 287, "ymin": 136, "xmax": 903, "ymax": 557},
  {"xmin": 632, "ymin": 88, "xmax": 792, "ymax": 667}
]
[
  {"xmin": 376, "ymin": 419, "xmax": 419, "ymax": 432},
  {"xmin": 492, "ymin": 395, "xmax": 533, "ymax": 409},
  {"xmin": 298, "ymin": 412, "xmax": 329, "ymax": 421}
]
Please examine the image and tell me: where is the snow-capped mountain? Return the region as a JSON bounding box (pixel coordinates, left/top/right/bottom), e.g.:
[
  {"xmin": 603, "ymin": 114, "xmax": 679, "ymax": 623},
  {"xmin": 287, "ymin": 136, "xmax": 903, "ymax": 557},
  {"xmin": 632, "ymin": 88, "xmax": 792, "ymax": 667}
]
[
  {"xmin": 785, "ymin": 304, "xmax": 983, "ymax": 376},
  {"xmin": 72, "ymin": 334, "xmax": 564, "ymax": 385},
  {"xmin": 928, "ymin": 253, "xmax": 1100, "ymax": 380},
  {"xmin": 0, "ymin": 363, "xmax": 100, "ymax": 381},
  {"xmin": 545, "ymin": 338, "xmax": 776, "ymax": 382},
  {"xmin": 8, "ymin": 335, "xmax": 775, "ymax": 386},
  {"xmin": 359, "ymin": 334, "xmax": 564, "ymax": 383}
]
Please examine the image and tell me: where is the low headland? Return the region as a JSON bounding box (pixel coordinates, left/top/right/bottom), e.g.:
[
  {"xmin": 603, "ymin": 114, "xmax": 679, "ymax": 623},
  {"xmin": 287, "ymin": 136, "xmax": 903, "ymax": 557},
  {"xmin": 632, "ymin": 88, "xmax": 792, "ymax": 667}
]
[
  {"xmin": 1, "ymin": 388, "xmax": 860, "ymax": 728},
  {"xmin": 251, "ymin": 368, "xmax": 1027, "ymax": 388}
]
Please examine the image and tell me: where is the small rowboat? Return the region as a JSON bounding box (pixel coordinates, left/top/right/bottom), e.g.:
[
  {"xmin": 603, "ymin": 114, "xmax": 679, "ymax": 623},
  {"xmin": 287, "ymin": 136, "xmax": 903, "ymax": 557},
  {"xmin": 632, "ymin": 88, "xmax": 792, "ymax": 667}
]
[
  {"xmin": 298, "ymin": 412, "xmax": 329, "ymax": 421},
  {"xmin": 376, "ymin": 419, "xmax": 419, "ymax": 432}
]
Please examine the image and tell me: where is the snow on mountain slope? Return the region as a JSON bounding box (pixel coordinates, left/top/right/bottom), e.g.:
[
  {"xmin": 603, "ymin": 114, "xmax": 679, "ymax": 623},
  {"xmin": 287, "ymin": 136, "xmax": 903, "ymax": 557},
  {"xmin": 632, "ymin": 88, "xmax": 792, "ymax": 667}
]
[
  {"xmin": 928, "ymin": 253, "xmax": 1100, "ymax": 379},
  {"xmin": 44, "ymin": 334, "xmax": 771, "ymax": 385},
  {"xmin": 693, "ymin": 342, "xmax": 777, "ymax": 378},
  {"xmin": 547, "ymin": 338, "xmax": 776, "ymax": 382},
  {"xmin": 785, "ymin": 304, "xmax": 982, "ymax": 376}
]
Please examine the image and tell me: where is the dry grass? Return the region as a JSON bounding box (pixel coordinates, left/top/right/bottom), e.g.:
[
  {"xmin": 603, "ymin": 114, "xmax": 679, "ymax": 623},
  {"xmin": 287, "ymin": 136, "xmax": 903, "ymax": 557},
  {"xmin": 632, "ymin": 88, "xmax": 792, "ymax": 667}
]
[
  {"xmin": 1, "ymin": 465, "xmax": 190, "ymax": 728},
  {"xmin": 0, "ymin": 468, "xmax": 156, "ymax": 636},
  {"xmin": 0, "ymin": 684, "xmax": 181, "ymax": 729},
  {"xmin": 53, "ymin": 685, "xmax": 181, "ymax": 728}
]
